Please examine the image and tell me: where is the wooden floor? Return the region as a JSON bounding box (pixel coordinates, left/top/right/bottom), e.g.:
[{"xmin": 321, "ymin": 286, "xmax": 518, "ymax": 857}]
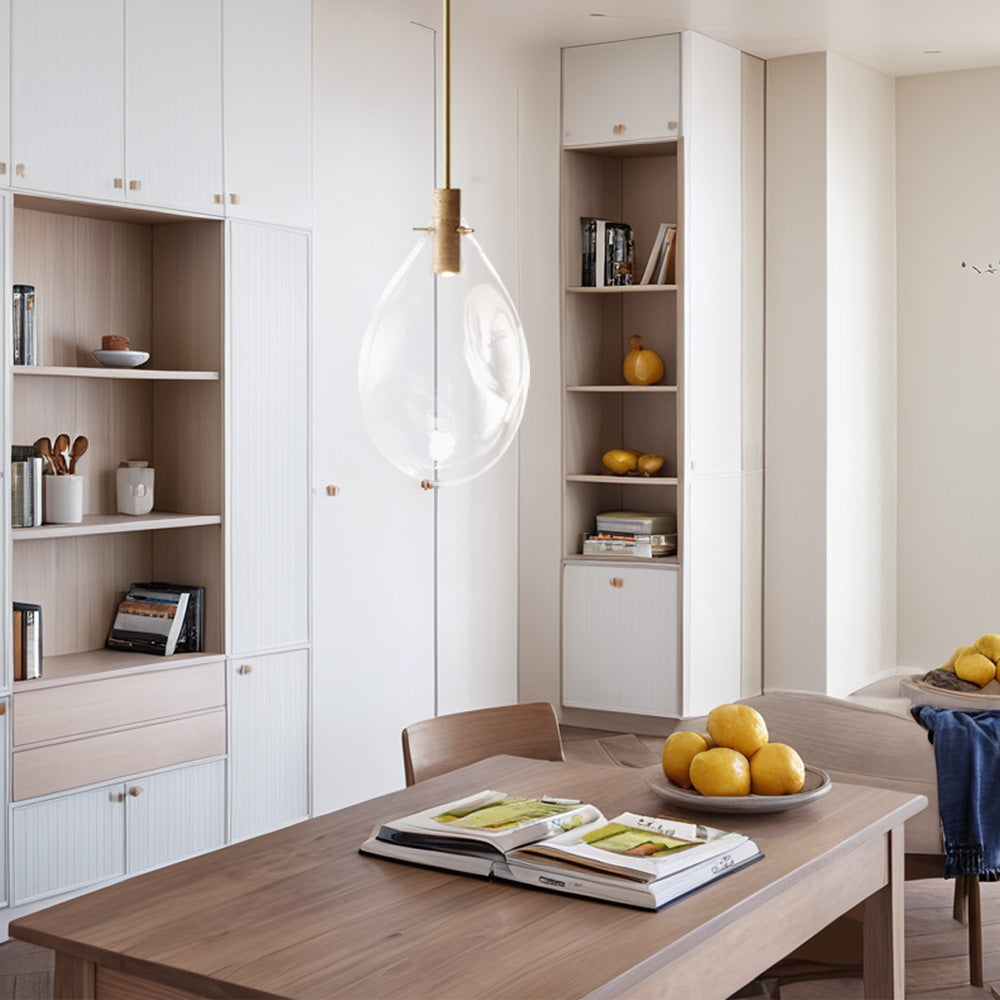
[{"xmin": 0, "ymin": 729, "xmax": 997, "ymax": 999}]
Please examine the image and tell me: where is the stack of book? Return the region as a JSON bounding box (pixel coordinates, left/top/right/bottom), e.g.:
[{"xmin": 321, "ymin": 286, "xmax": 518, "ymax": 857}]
[
  {"xmin": 106, "ymin": 583, "xmax": 200, "ymax": 657},
  {"xmin": 12, "ymin": 602, "xmax": 42, "ymax": 680},
  {"xmin": 12, "ymin": 284, "xmax": 36, "ymax": 366},
  {"xmin": 582, "ymin": 510, "xmax": 678, "ymax": 558},
  {"xmin": 11, "ymin": 446, "xmax": 43, "ymax": 527},
  {"xmin": 580, "ymin": 217, "xmax": 634, "ymax": 287},
  {"xmin": 638, "ymin": 223, "xmax": 678, "ymax": 285}
]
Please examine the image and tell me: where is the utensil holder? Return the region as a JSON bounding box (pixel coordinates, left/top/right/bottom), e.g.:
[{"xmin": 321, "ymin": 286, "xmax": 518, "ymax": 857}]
[
  {"xmin": 44, "ymin": 474, "xmax": 83, "ymax": 524},
  {"xmin": 116, "ymin": 461, "xmax": 154, "ymax": 516}
]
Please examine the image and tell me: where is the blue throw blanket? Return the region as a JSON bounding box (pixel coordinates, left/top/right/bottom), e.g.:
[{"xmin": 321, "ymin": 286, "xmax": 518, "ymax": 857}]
[{"xmin": 911, "ymin": 705, "xmax": 1000, "ymax": 880}]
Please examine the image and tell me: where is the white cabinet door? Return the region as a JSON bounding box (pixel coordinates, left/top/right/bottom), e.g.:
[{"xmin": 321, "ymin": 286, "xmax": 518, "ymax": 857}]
[
  {"xmin": 125, "ymin": 0, "xmax": 224, "ymax": 215},
  {"xmin": 11, "ymin": 0, "xmax": 124, "ymax": 201},
  {"xmin": 0, "ymin": 704, "xmax": 7, "ymax": 907},
  {"xmin": 0, "ymin": 0, "xmax": 11, "ymax": 182},
  {"xmin": 126, "ymin": 759, "xmax": 225, "ymax": 874},
  {"xmin": 224, "ymin": 0, "xmax": 311, "ymax": 228},
  {"xmin": 562, "ymin": 35, "xmax": 680, "ymax": 147},
  {"xmin": 229, "ymin": 650, "xmax": 309, "ymax": 841},
  {"xmin": 562, "ymin": 563, "xmax": 680, "ymax": 716},
  {"xmin": 228, "ymin": 223, "xmax": 310, "ymax": 653},
  {"xmin": 12, "ymin": 784, "xmax": 125, "ymax": 905}
]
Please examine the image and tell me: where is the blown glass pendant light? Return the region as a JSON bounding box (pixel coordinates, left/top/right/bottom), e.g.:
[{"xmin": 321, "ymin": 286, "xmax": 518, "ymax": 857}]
[{"xmin": 358, "ymin": 0, "xmax": 530, "ymax": 487}]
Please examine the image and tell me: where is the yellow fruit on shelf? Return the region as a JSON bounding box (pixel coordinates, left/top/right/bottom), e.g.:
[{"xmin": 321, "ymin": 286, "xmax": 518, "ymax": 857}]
[
  {"xmin": 689, "ymin": 747, "xmax": 751, "ymax": 797},
  {"xmin": 955, "ymin": 649, "xmax": 996, "ymax": 687},
  {"xmin": 750, "ymin": 743, "xmax": 806, "ymax": 795},
  {"xmin": 974, "ymin": 634, "xmax": 1000, "ymax": 663},
  {"xmin": 623, "ymin": 336, "xmax": 665, "ymax": 386},
  {"xmin": 637, "ymin": 453, "xmax": 664, "ymax": 477},
  {"xmin": 706, "ymin": 703, "xmax": 769, "ymax": 758},
  {"xmin": 602, "ymin": 449, "xmax": 638, "ymax": 475},
  {"xmin": 661, "ymin": 731, "xmax": 708, "ymax": 789}
]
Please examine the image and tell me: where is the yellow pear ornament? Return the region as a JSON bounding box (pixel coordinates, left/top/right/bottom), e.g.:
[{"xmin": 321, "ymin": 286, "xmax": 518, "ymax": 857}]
[{"xmin": 623, "ymin": 336, "xmax": 664, "ymax": 386}]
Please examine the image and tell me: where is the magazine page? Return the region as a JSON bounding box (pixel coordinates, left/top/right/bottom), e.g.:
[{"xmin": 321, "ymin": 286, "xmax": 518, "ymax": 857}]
[
  {"xmin": 510, "ymin": 811, "xmax": 749, "ymax": 883},
  {"xmin": 380, "ymin": 790, "xmax": 604, "ymax": 853}
]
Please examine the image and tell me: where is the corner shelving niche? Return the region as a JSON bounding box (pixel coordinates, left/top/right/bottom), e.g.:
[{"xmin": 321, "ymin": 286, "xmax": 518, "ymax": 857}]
[
  {"xmin": 562, "ymin": 140, "xmax": 681, "ymax": 565},
  {"xmin": 9, "ymin": 197, "xmax": 225, "ymax": 678}
]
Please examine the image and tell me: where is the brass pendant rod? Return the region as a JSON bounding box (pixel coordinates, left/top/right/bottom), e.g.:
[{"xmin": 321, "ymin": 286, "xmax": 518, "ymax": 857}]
[{"xmin": 443, "ymin": 0, "xmax": 451, "ymax": 190}]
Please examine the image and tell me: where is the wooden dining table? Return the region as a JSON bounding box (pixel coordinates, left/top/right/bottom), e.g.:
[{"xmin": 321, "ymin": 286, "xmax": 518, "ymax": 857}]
[{"xmin": 9, "ymin": 754, "xmax": 926, "ymax": 1000}]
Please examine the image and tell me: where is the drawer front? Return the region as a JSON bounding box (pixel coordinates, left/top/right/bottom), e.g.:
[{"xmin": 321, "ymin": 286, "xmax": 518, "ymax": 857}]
[
  {"xmin": 12, "ymin": 709, "xmax": 226, "ymax": 801},
  {"xmin": 13, "ymin": 663, "xmax": 225, "ymax": 746}
]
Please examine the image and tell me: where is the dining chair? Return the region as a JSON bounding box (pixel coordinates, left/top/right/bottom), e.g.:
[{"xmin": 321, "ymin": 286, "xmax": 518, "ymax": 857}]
[{"xmin": 401, "ymin": 702, "xmax": 565, "ymax": 786}]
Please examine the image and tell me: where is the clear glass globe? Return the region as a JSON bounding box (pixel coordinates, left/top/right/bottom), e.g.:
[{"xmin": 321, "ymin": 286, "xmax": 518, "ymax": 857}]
[{"xmin": 358, "ymin": 224, "xmax": 530, "ymax": 485}]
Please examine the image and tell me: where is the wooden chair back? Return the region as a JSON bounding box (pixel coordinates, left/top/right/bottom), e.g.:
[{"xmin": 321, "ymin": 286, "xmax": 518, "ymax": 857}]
[{"xmin": 401, "ymin": 702, "xmax": 565, "ymax": 786}]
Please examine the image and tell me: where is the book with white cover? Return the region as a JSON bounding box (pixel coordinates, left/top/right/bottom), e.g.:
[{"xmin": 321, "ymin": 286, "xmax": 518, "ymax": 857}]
[{"xmin": 107, "ymin": 589, "xmax": 189, "ymax": 656}]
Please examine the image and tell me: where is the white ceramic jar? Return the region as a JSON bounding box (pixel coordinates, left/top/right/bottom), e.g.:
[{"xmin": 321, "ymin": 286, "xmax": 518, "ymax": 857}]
[{"xmin": 116, "ymin": 460, "xmax": 154, "ymax": 516}]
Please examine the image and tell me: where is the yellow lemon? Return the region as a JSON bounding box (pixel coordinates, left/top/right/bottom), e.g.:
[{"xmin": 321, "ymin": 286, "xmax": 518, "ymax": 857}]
[
  {"xmin": 689, "ymin": 748, "xmax": 751, "ymax": 797},
  {"xmin": 974, "ymin": 634, "xmax": 1000, "ymax": 663},
  {"xmin": 940, "ymin": 646, "xmax": 971, "ymax": 672},
  {"xmin": 661, "ymin": 731, "xmax": 708, "ymax": 788},
  {"xmin": 750, "ymin": 743, "xmax": 806, "ymax": 795},
  {"xmin": 706, "ymin": 703, "xmax": 769, "ymax": 758},
  {"xmin": 955, "ymin": 650, "xmax": 996, "ymax": 687},
  {"xmin": 602, "ymin": 449, "xmax": 638, "ymax": 475}
]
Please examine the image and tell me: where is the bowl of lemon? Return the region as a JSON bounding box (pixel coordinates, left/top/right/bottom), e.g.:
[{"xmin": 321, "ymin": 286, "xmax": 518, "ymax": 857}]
[{"xmin": 644, "ymin": 703, "xmax": 831, "ymax": 814}]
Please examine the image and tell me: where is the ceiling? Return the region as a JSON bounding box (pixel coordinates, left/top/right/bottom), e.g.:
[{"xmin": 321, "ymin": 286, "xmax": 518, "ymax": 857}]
[{"xmin": 466, "ymin": 0, "xmax": 1000, "ymax": 78}]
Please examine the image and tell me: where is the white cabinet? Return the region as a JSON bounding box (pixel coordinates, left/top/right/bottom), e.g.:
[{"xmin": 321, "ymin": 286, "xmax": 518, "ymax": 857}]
[
  {"xmin": 11, "ymin": 0, "xmax": 223, "ymax": 214},
  {"xmin": 562, "ymin": 35, "xmax": 680, "ymax": 147},
  {"xmin": 11, "ymin": 758, "xmax": 224, "ymax": 905},
  {"xmin": 562, "ymin": 564, "xmax": 679, "ymax": 715},
  {"xmin": 0, "ymin": 0, "xmax": 12, "ymax": 182},
  {"xmin": 224, "ymin": 0, "xmax": 312, "ymax": 227},
  {"xmin": 228, "ymin": 222, "xmax": 310, "ymax": 654},
  {"xmin": 229, "ymin": 650, "xmax": 309, "ymax": 841},
  {"xmin": 11, "ymin": 0, "xmax": 124, "ymax": 202},
  {"xmin": 125, "ymin": 0, "xmax": 224, "ymax": 215}
]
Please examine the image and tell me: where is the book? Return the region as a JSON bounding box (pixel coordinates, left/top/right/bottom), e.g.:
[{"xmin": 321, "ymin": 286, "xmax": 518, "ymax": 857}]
[
  {"xmin": 13, "ymin": 602, "xmax": 42, "ymax": 680},
  {"xmin": 106, "ymin": 588, "xmax": 190, "ymax": 656},
  {"xmin": 128, "ymin": 582, "xmax": 204, "ymax": 653},
  {"xmin": 639, "ymin": 223, "xmax": 671, "ymax": 285},
  {"xmin": 12, "ymin": 284, "xmax": 36, "ymax": 366},
  {"xmin": 359, "ymin": 790, "xmax": 761, "ymax": 911},
  {"xmin": 580, "ymin": 218, "xmax": 633, "ymax": 287},
  {"xmin": 655, "ymin": 224, "xmax": 678, "ymax": 284},
  {"xmin": 583, "ymin": 533, "xmax": 677, "ymax": 557},
  {"xmin": 10, "ymin": 450, "xmax": 42, "ymax": 528},
  {"xmin": 595, "ymin": 511, "xmax": 677, "ymax": 535}
]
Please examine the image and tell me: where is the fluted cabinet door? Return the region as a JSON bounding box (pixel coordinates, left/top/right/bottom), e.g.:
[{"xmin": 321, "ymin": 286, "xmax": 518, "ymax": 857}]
[
  {"xmin": 126, "ymin": 759, "xmax": 225, "ymax": 874},
  {"xmin": 11, "ymin": 0, "xmax": 124, "ymax": 202},
  {"xmin": 125, "ymin": 0, "xmax": 224, "ymax": 215},
  {"xmin": 229, "ymin": 651, "xmax": 309, "ymax": 842},
  {"xmin": 12, "ymin": 785, "xmax": 125, "ymax": 905},
  {"xmin": 228, "ymin": 223, "xmax": 310, "ymax": 653}
]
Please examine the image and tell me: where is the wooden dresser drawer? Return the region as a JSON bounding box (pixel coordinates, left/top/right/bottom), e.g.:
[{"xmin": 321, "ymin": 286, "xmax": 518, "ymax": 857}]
[
  {"xmin": 12, "ymin": 710, "xmax": 226, "ymax": 801},
  {"xmin": 13, "ymin": 663, "xmax": 225, "ymax": 747}
]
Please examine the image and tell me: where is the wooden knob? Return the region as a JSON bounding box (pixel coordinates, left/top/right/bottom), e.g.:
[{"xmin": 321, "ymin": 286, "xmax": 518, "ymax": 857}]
[
  {"xmin": 238, "ymin": 664, "xmax": 253, "ymax": 675},
  {"xmin": 613, "ymin": 123, "xmax": 626, "ymax": 135},
  {"xmin": 15, "ymin": 163, "xmax": 25, "ymax": 178},
  {"xmin": 129, "ymin": 179, "xmax": 141, "ymax": 191},
  {"xmin": 610, "ymin": 577, "xmax": 624, "ymax": 588},
  {"xmin": 213, "ymin": 193, "xmax": 222, "ymax": 204},
  {"xmin": 326, "ymin": 485, "xmax": 340, "ymax": 496},
  {"xmin": 129, "ymin": 786, "xmax": 144, "ymax": 797},
  {"xmin": 0, "ymin": 702, "xmax": 6, "ymax": 716},
  {"xmin": 229, "ymin": 193, "xmax": 241, "ymax": 205},
  {"xmin": 113, "ymin": 177, "xmax": 123, "ymax": 189},
  {"xmin": 113, "ymin": 792, "xmax": 125, "ymax": 803},
  {"xmin": 420, "ymin": 479, "xmax": 436, "ymax": 491}
]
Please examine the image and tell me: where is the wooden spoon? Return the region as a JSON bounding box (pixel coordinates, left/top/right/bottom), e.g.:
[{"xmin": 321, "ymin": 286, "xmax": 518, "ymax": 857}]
[
  {"xmin": 33, "ymin": 437, "xmax": 56, "ymax": 476},
  {"xmin": 69, "ymin": 435, "xmax": 89, "ymax": 474},
  {"xmin": 53, "ymin": 433, "xmax": 70, "ymax": 474}
]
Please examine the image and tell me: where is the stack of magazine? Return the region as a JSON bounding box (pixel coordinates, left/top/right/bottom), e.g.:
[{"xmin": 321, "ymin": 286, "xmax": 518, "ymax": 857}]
[
  {"xmin": 106, "ymin": 581, "xmax": 204, "ymax": 656},
  {"xmin": 360, "ymin": 790, "xmax": 761, "ymax": 911},
  {"xmin": 580, "ymin": 217, "xmax": 634, "ymax": 287},
  {"xmin": 582, "ymin": 510, "xmax": 677, "ymax": 558}
]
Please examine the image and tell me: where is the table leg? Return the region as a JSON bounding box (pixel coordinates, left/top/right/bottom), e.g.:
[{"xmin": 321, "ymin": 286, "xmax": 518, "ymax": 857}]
[
  {"xmin": 862, "ymin": 823, "xmax": 905, "ymax": 1000},
  {"xmin": 54, "ymin": 951, "xmax": 96, "ymax": 1000}
]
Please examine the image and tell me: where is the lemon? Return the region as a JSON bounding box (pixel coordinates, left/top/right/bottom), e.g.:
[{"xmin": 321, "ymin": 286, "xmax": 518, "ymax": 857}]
[
  {"xmin": 955, "ymin": 650, "xmax": 996, "ymax": 687},
  {"xmin": 602, "ymin": 449, "xmax": 638, "ymax": 475},
  {"xmin": 706, "ymin": 703, "xmax": 769, "ymax": 758},
  {"xmin": 974, "ymin": 634, "xmax": 1000, "ymax": 663},
  {"xmin": 689, "ymin": 748, "xmax": 751, "ymax": 797},
  {"xmin": 940, "ymin": 646, "xmax": 971, "ymax": 672},
  {"xmin": 750, "ymin": 743, "xmax": 806, "ymax": 795},
  {"xmin": 661, "ymin": 731, "xmax": 708, "ymax": 788}
]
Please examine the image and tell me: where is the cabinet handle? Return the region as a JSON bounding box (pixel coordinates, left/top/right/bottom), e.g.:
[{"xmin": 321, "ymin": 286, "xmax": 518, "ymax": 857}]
[
  {"xmin": 15, "ymin": 163, "xmax": 25, "ymax": 178},
  {"xmin": 129, "ymin": 179, "xmax": 141, "ymax": 191},
  {"xmin": 0, "ymin": 702, "xmax": 6, "ymax": 715},
  {"xmin": 0, "ymin": 163, "xmax": 7, "ymax": 176},
  {"xmin": 129, "ymin": 786, "xmax": 144, "ymax": 797},
  {"xmin": 228, "ymin": 192, "xmax": 241, "ymax": 205},
  {"xmin": 112, "ymin": 791, "xmax": 125, "ymax": 803},
  {"xmin": 668, "ymin": 120, "xmax": 678, "ymax": 132},
  {"xmin": 420, "ymin": 479, "xmax": 436, "ymax": 491},
  {"xmin": 113, "ymin": 177, "xmax": 123, "ymax": 189},
  {"xmin": 326, "ymin": 484, "xmax": 340, "ymax": 496},
  {"xmin": 610, "ymin": 577, "xmax": 624, "ymax": 588},
  {"xmin": 213, "ymin": 193, "xmax": 222, "ymax": 204},
  {"xmin": 238, "ymin": 664, "xmax": 253, "ymax": 675},
  {"xmin": 612, "ymin": 123, "xmax": 627, "ymax": 135}
]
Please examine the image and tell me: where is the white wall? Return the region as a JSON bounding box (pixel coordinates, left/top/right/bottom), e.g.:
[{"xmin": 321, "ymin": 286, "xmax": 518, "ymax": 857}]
[
  {"xmin": 765, "ymin": 52, "xmax": 897, "ymax": 696},
  {"xmin": 896, "ymin": 67, "xmax": 1000, "ymax": 670}
]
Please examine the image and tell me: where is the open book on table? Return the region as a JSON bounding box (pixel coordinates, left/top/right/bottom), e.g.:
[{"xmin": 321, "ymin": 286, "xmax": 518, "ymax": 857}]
[{"xmin": 359, "ymin": 790, "xmax": 762, "ymax": 910}]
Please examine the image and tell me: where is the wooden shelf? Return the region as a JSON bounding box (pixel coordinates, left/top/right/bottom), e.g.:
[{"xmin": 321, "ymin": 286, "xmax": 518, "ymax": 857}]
[
  {"xmin": 566, "ymin": 284, "xmax": 677, "ymax": 294},
  {"xmin": 14, "ymin": 366, "xmax": 220, "ymax": 381},
  {"xmin": 567, "ymin": 385, "xmax": 678, "ymax": 394},
  {"xmin": 12, "ymin": 651, "xmax": 226, "ymax": 691},
  {"xmin": 13, "ymin": 512, "xmax": 221, "ymax": 541},
  {"xmin": 566, "ymin": 474, "xmax": 679, "ymax": 486},
  {"xmin": 563, "ymin": 554, "xmax": 680, "ymax": 568}
]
